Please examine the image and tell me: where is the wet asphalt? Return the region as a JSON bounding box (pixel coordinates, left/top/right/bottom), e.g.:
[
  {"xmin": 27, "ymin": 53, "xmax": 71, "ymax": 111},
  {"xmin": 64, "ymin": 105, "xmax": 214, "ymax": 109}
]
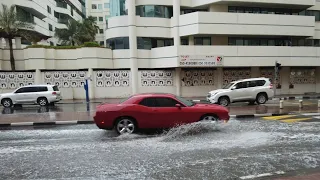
[{"xmin": 0, "ymin": 118, "xmax": 319, "ymax": 180}]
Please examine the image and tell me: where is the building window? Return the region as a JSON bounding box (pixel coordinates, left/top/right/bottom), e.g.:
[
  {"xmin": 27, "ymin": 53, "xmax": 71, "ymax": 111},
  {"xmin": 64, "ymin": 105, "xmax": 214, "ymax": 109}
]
[
  {"xmin": 99, "ymin": 17, "xmax": 103, "ymax": 21},
  {"xmin": 16, "ymin": 7, "xmax": 34, "ymax": 23},
  {"xmin": 181, "ymin": 38, "xmax": 189, "ymax": 45},
  {"xmin": 98, "ymin": 4, "xmax": 102, "ymax": 10},
  {"xmin": 99, "ymin": 29, "xmax": 103, "ymax": 34},
  {"xmin": 104, "ymin": 3, "xmax": 110, "ymax": 8},
  {"xmin": 100, "ymin": 41, "xmax": 104, "ymax": 46},
  {"xmin": 47, "ymin": 6, "xmax": 51, "ymax": 14},
  {"xmin": 110, "ymin": 0, "xmax": 127, "ymax": 17},
  {"xmin": 49, "ymin": 24, "xmax": 53, "ymax": 31},
  {"xmin": 194, "ymin": 37, "xmax": 211, "ymax": 45},
  {"xmin": 92, "ymin": 4, "xmax": 97, "ymax": 9},
  {"xmin": 137, "ymin": 37, "xmax": 152, "ymax": 49},
  {"xmin": 180, "ymin": 9, "xmax": 207, "ymax": 15},
  {"xmin": 92, "ymin": 16, "xmax": 97, "ymax": 21},
  {"xmin": 56, "ymin": 0, "xmax": 67, "ymax": 9},
  {"xmin": 71, "ymin": 8, "xmax": 73, "ymax": 16},
  {"xmin": 137, "ymin": 37, "xmax": 173, "ymax": 49},
  {"xmin": 106, "ymin": 37, "xmax": 129, "ymax": 49},
  {"xmin": 136, "ymin": 5, "xmax": 173, "ymax": 18}
]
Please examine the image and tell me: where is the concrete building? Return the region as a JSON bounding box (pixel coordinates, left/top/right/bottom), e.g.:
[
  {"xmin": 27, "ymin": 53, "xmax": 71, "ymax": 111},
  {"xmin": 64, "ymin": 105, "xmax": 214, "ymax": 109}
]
[
  {"xmin": 1, "ymin": 0, "xmax": 320, "ymax": 100},
  {"xmin": 85, "ymin": 0, "xmax": 111, "ymax": 46},
  {"xmin": 0, "ymin": 0, "xmax": 85, "ymax": 46}
]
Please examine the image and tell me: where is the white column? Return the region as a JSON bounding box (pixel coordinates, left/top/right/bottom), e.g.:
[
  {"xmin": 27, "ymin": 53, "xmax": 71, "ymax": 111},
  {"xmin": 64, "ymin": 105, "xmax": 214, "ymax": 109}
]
[
  {"xmin": 15, "ymin": 37, "xmax": 22, "ymax": 49},
  {"xmin": 0, "ymin": 38, "xmax": 3, "ymax": 49},
  {"xmin": 35, "ymin": 69, "xmax": 42, "ymax": 84},
  {"xmin": 188, "ymin": 36, "xmax": 194, "ymax": 45},
  {"xmin": 173, "ymin": 0, "xmax": 181, "ymax": 46},
  {"xmin": 175, "ymin": 68, "xmax": 181, "ymax": 96},
  {"xmin": 281, "ymin": 67, "xmax": 290, "ymax": 95},
  {"xmin": 88, "ymin": 68, "xmax": 95, "ymax": 99},
  {"xmin": 128, "ymin": 0, "xmax": 138, "ymax": 94},
  {"xmin": 4, "ymin": 38, "xmax": 9, "ymax": 49},
  {"xmin": 215, "ymin": 67, "xmax": 223, "ymax": 89}
]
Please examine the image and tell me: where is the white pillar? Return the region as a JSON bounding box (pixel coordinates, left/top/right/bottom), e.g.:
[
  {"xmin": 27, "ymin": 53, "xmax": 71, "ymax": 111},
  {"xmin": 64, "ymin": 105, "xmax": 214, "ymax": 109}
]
[
  {"xmin": 0, "ymin": 38, "xmax": 3, "ymax": 49},
  {"xmin": 4, "ymin": 38, "xmax": 9, "ymax": 49},
  {"xmin": 173, "ymin": 0, "xmax": 180, "ymax": 46},
  {"xmin": 88, "ymin": 68, "xmax": 95, "ymax": 99},
  {"xmin": 175, "ymin": 68, "xmax": 181, "ymax": 96},
  {"xmin": 281, "ymin": 67, "xmax": 290, "ymax": 95},
  {"xmin": 188, "ymin": 36, "xmax": 194, "ymax": 45},
  {"xmin": 15, "ymin": 37, "xmax": 22, "ymax": 49},
  {"xmin": 35, "ymin": 69, "xmax": 42, "ymax": 84},
  {"xmin": 128, "ymin": 0, "xmax": 138, "ymax": 94}
]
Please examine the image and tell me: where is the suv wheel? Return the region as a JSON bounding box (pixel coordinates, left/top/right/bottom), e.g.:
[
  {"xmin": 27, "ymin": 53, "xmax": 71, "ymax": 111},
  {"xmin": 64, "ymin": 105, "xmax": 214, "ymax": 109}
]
[
  {"xmin": 218, "ymin": 96, "xmax": 230, "ymax": 107},
  {"xmin": 37, "ymin": 97, "xmax": 48, "ymax": 106},
  {"xmin": 256, "ymin": 93, "xmax": 267, "ymax": 104},
  {"xmin": 1, "ymin": 98, "xmax": 13, "ymax": 108}
]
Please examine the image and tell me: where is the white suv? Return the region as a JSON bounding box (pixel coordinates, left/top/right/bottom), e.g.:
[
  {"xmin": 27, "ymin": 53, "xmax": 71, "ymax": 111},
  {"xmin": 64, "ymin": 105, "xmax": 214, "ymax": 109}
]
[
  {"xmin": 0, "ymin": 85, "xmax": 62, "ymax": 108},
  {"xmin": 207, "ymin": 77, "xmax": 274, "ymax": 106}
]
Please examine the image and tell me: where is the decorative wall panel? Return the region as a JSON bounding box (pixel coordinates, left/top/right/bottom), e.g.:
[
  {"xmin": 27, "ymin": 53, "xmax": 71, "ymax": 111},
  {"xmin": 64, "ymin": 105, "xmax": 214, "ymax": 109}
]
[
  {"xmin": 260, "ymin": 68, "xmax": 282, "ymax": 86},
  {"xmin": 290, "ymin": 68, "xmax": 316, "ymax": 84},
  {"xmin": 0, "ymin": 72, "xmax": 35, "ymax": 89},
  {"xmin": 223, "ymin": 69, "xmax": 251, "ymax": 85},
  {"xmin": 95, "ymin": 70, "xmax": 130, "ymax": 87},
  {"xmin": 140, "ymin": 70, "xmax": 174, "ymax": 86},
  {"xmin": 44, "ymin": 71, "xmax": 87, "ymax": 88},
  {"xmin": 181, "ymin": 69, "xmax": 215, "ymax": 87}
]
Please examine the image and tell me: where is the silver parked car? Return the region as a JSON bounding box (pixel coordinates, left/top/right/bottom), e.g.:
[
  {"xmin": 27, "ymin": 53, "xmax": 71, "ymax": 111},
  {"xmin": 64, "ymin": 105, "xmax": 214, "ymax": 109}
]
[
  {"xmin": 0, "ymin": 85, "xmax": 62, "ymax": 107},
  {"xmin": 207, "ymin": 77, "xmax": 274, "ymax": 106}
]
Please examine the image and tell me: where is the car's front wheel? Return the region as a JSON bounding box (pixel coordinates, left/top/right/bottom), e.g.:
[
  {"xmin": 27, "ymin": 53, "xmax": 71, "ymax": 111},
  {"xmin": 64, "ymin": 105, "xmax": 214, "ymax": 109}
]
[
  {"xmin": 1, "ymin": 98, "xmax": 13, "ymax": 108},
  {"xmin": 218, "ymin": 96, "xmax": 230, "ymax": 107},
  {"xmin": 200, "ymin": 114, "xmax": 219, "ymax": 122},
  {"xmin": 115, "ymin": 117, "xmax": 136, "ymax": 135}
]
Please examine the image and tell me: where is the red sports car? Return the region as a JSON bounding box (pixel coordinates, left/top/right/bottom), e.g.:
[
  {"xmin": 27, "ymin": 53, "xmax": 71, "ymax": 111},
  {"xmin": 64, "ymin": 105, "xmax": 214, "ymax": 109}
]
[{"xmin": 93, "ymin": 93, "xmax": 230, "ymax": 134}]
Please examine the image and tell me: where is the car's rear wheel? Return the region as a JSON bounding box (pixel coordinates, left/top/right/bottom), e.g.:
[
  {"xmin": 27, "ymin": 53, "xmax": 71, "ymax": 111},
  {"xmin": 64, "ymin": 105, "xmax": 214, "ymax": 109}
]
[
  {"xmin": 115, "ymin": 117, "xmax": 136, "ymax": 135},
  {"xmin": 256, "ymin": 93, "xmax": 267, "ymax": 104},
  {"xmin": 1, "ymin": 98, "xmax": 13, "ymax": 108},
  {"xmin": 37, "ymin": 97, "xmax": 48, "ymax": 106},
  {"xmin": 200, "ymin": 114, "xmax": 219, "ymax": 122},
  {"xmin": 218, "ymin": 96, "xmax": 230, "ymax": 107}
]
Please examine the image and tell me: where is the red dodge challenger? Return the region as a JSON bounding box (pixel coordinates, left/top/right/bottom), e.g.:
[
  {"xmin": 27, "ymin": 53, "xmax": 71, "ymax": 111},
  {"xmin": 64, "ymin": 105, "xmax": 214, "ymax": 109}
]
[{"xmin": 94, "ymin": 93, "xmax": 230, "ymax": 134}]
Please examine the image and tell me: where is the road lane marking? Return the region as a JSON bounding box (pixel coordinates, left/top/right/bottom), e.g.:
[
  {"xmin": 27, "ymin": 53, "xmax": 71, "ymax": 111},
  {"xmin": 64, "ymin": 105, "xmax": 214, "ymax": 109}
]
[
  {"xmin": 240, "ymin": 171, "xmax": 285, "ymax": 179},
  {"xmin": 10, "ymin": 122, "xmax": 34, "ymax": 126},
  {"xmin": 301, "ymin": 113, "xmax": 320, "ymax": 116},
  {"xmin": 314, "ymin": 116, "xmax": 320, "ymax": 119},
  {"xmin": 281, "ymin": 118, "xmax": 312, "ymax": 123},
  {"xmin": 262, "ymin": 115, "xmax": 297, "ymax": 120}
]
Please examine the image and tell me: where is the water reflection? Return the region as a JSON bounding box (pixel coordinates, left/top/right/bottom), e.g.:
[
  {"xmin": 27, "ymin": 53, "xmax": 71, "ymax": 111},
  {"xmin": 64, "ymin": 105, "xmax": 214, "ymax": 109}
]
[{"xmin": 2, "ymin": 105, "xmax": 62, "ymax": 115}]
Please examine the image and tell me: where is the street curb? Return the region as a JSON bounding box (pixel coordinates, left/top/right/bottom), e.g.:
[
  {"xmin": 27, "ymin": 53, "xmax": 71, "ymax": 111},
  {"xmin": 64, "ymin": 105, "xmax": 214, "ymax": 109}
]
[
  {"xmin": 0, "ymin": 120, "xmax": 94, "ymax": 127},
  {"xmin": 230, "ymin": 113, "xmax": 289, "ymax": 119}
]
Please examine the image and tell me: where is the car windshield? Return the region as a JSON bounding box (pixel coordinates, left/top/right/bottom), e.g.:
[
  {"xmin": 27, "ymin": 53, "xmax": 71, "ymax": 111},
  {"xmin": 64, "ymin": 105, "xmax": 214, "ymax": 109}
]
[
  {"xmin": 119, "ymin": 96, "xmax": 133, "ymax": 103},
  {"xmin": 175, "ymin": 96, "xmax": 195, "ymax": 107},
  {"xmin": 222, "ymin": 83, "xmax": 234, "ymax": 89}
]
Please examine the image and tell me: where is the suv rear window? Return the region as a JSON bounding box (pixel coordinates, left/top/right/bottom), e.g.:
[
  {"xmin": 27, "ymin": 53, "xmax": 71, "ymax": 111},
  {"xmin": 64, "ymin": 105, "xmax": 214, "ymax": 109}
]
[{"xmin": 53, "ymin": 86, "xmax": 59, "ymax": 91}]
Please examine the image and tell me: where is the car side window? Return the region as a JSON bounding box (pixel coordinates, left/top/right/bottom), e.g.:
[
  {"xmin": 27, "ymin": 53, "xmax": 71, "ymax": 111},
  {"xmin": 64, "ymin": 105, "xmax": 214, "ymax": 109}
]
[
  {"xmin": 235, "ymin": 82, "xmax": 248, "ymax": 89},
  {"xmin": 256, "ymin": 80, "xmax": 266, "ymax": 86},
  {"xmin": 37, "ymin": 87, "xmax": 48, "ymax": 92},
  {"xmin": 248, "ymin": 80, "xmax": 257, "ymax": 87},
  {"xmin": 155, "ymin": 97, "xmax": 181, "ymax": 107},
  {"xmin": 139, "ymin": 98, "xmax": 157, "ymax": 107},
  {"xmin": 15, "ymin": 88, "xmax": 26, "ymax": 93}
]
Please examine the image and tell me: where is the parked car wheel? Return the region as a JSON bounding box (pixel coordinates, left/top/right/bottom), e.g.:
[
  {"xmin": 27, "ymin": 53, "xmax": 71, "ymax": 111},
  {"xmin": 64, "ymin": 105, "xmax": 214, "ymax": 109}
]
[
  {"xmin": 37, "ymin": 97, "xmax": 48, "ymax": 106},
  {"xmin": 256, "ymin": 93, "xmax": 267, "ymax": 104},
  {"xmin": 218, "ymin": 96, "xmax": 230, "ymax": 107},
  {"xmin": 115, "ymin": 117, "xmax": 137, "ymax": 135},
  {"xmin": 1, "ymin": 98, "xmax": 13, "ymax": 108}
]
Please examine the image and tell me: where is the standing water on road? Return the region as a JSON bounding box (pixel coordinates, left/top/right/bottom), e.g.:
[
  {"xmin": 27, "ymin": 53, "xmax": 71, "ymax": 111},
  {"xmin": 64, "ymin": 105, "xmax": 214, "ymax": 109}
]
[{"xmin": 0, "ymin": 119, "xmax": 320, "ymax": 179}]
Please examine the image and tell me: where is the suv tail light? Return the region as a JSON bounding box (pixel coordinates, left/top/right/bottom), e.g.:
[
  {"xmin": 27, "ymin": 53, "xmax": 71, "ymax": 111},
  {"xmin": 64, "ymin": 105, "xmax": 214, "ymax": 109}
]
[
  {"xmin": 269, "ymin": 83, "xmax": 273, "ymax": 89},
  {"xmin": 52, "ymin": 92, "xmax": 57, "ymax": 95}
]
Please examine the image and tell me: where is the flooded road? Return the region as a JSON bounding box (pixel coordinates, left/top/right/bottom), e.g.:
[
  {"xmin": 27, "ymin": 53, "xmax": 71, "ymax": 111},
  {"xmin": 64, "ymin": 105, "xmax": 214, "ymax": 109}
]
[{"xmin": 0, "ymin": 118, "xmax": 319, "ymax": 179}]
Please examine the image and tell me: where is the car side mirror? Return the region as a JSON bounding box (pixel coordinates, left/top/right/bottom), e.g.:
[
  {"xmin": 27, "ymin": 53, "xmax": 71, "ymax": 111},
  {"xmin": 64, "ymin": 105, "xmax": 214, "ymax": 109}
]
[
  {"xmin": 175, "ymin": 104, "xmax": 182, "ymax": 109},
  {"xmin": 231, "ymin": 86, "xmax": 236, "ymax": 90}
]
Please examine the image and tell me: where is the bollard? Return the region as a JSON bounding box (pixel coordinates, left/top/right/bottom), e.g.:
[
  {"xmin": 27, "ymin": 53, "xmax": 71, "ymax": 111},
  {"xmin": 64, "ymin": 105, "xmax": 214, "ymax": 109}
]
[
  {"xmin": 279, "ymin": 100, "xmax": 284, "ymax": 109},
  {"xmin": 299, "ymin": 100, "xmax": 303, "ymax": 109},
  {"xmin": 318, "ymin": 100, "xmax": 320, "ymax": 108}
]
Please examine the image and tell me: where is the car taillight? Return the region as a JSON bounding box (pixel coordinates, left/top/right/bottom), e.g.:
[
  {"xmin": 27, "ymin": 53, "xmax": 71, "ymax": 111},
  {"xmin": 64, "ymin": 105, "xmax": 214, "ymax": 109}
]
[
  {"xmin": 52, "ymin": 92, "xmax": 57, "ymax": 95},
  {"xmin": 269, "ymin": 83, "xmax": 273, "ymax": 89}
]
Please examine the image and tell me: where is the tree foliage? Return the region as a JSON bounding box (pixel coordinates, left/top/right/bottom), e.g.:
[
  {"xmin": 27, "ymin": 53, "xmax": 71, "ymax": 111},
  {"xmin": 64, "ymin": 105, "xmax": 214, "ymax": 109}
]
[
  {"xmin": 0, "ymin": 4, "xmax": 33, "ymax": 71},
  {"xmin": 55, "ymin": 16, "xmax": 99, "ymax": 46}
]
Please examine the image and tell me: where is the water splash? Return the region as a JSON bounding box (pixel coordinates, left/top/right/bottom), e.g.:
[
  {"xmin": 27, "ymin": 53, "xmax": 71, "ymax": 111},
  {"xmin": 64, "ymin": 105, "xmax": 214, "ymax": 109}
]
[{"xmin": 160, "ymin": 121, "xmax": 222, "ymax": 141}]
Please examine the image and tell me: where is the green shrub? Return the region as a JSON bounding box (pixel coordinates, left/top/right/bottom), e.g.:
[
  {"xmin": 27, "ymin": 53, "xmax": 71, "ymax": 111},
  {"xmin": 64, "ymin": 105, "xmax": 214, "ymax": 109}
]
[
  {"xmin": 26, "ymin": 45, "xmax": 51, "ymax": 48},
  {"xmin": 82, "ymin": 42, "xmax": 101, "ymax": 47}
]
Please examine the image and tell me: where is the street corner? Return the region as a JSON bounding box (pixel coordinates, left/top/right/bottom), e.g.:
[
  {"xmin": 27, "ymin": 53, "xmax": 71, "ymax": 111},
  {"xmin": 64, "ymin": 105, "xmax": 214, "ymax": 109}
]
[{"xmin": 260, "ymin": 113, "xmax": 320, "ymax": 123}]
